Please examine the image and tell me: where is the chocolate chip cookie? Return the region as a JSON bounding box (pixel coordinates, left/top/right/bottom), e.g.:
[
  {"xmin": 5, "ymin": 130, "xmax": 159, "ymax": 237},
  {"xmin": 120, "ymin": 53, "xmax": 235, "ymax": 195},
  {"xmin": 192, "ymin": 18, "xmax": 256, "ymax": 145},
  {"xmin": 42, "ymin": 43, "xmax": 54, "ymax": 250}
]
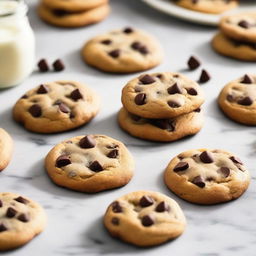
[
  {"xmin": 104, "ymin": 190, "xmax": 186, "ymax": 247},
  {"xmin": 173, "ymin": 0, "xmax": 238, "ymax": 14},
  {"xmin": 218, "ymin": 74, "xmax": 256, "ymax": 125},
  {"xmin": 45, "ymin": 135, "xmax": 134, "ymax": 193},
  {"xmin": 121, "ymin": 72, "xmax": 204, "ymax": 119},
  {"xmin": 0, "ymin": 129, "xmax": 13, "ymax": 172},
  {"xmin": 82, "ymin": 27, "xmax": 163, "ymax": 73},
  {"xmin": 164, "ymin": 149, "xmax": 250, "ymax": 205},
  {"xmin": 118, "ymin": 107, "xmax": 203, "ymax": 142},
  {"xmin": 220, "ymin": 13, "xmax": 256, "ymax": 43},
  {"xmin": 13, "ymin": 81, "xmax": 100, "ymax": 133},
  {"xmin": 0, "ymin": 192, "xmax": 47, "ymax": 251},
  {"xmin": 212, "ymin": 32, "xmax": 256, "ymax": 61}
]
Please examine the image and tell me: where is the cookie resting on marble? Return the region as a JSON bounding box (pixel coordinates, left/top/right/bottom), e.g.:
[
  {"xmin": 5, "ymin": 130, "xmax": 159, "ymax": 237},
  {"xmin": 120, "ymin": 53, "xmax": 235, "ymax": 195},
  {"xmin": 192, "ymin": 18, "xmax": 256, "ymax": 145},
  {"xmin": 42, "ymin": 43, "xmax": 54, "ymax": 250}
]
[{"xmin": 0, "ymin": 128, "xmax": 13, "ymax": 171}]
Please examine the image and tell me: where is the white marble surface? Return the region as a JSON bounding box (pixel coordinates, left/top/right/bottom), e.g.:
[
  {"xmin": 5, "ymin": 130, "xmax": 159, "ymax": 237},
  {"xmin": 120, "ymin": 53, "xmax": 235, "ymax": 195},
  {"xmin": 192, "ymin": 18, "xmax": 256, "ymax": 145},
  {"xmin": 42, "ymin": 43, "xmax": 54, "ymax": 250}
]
[{"xmin": 0, "ymin": 0, "xmax": 256, "ymax": 255}]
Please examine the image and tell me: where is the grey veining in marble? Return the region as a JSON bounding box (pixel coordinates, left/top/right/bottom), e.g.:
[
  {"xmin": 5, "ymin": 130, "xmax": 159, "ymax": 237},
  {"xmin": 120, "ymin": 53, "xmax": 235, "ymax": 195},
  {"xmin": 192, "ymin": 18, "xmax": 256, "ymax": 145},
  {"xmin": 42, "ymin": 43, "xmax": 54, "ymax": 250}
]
[{"xmin": 0, "ymin": 0, "xmax": 256, "ymax": 255}]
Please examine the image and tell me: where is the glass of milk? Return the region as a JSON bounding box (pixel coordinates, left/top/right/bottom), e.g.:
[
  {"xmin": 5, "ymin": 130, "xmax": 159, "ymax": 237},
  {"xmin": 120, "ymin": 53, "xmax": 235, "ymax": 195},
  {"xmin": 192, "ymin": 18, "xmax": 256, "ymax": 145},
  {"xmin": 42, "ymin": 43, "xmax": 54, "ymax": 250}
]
[{"xmin": 0, "ymin": 0, "xmax": 35, "ymax": 88}]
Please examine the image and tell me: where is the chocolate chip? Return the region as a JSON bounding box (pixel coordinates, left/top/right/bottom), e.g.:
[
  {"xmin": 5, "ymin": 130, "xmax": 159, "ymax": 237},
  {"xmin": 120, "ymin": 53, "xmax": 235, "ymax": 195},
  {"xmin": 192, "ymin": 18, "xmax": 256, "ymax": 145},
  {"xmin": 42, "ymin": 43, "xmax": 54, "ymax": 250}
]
[
  {"xmin": 21, "ymin": 94, "xmax": 28, "ymax": 99},
  {"xmin": 139, "ymin": 46, "xmax": 149, "ymax": 55},
  {"xmin": 53, "ymin": 59, "xmax": 65, "ymax": 72},
  {"xmin": 238, "ymin": 20, "xmax": 250, "ymax": 29},
  {"xmin": 56, "ymin": 155, "xmax": 71, "ymax": 168},
  {"xmin": 54, "ymin": 100, "xmax": 62, "ymax": 105},
  {"xmin": 29, "ymin": 104, "xmax": 42, "ymax": 118},
  {"xmin": 0, "ymin": 200, "xmax": 2, "ymax": 207},
  {"xmin": 187, "ymin": 88, "xmax": 198, "ymax": 95},
  {"xmin": 123, "ymin": 27, "xmax": 133, "ymax": 34},
  {"xmin": 59, "ymin": 103, "xmax": 70, "ymax": 113},
  {"xmin": 70, "ymin": 89, "xmax": 83, "ymax": 101},
  {"xmin": 167, "ymin": 83, "xmax": 182, "ymax": 94},
  {"xmin": 241, "ymin": 74, "xmax": 253, "ymax": 84},
  {"xmin": 237, "ymin": 96, "xmax": 253, "ymax": 106},
  {"xmin": 131, "ymin": 41, "xmax": 142, "ymax": 50},
  {"xmin": 37, "ymin": 84, "xmax": 48, "ymax": 94},
  {"xmin": 227, "ymin": 94, "xmax": 235, "ymax": 102},
  {"xmin": 199, "ymin": 151, "xmax": 214, "ymax": 164},
  {"xmin": 109, "ymin": 49, "xmax": 120, "ymax": 58},
  {"xmin": 17, "ymin": 214, "xmax": 29, "ymax": 223},
  {"xmin": 151, "ymin": 119, "xmax": 175, "ymax": 131},
  {"xmin": 174, "ymin": 162, "xmax": 189, "ymax": 172},
  {"xmin": 139, "ymin": 75, "xmax": 155, "ymax": 85},
  {"xmin": 135, "ymin": 93, "xmax": 146, "ymax": 105},
  {"xmin": 155, "ymin": 201, "xmax": 169, "ymax": 212},
  {"xmin": 37, "ymin": 59, "xmax": 49, "ymax": 72},
  {"xmin": 199, "ymin": 69, "xmax": 211, "ymax": 83},
  {"xmin": 6, "ymin": 207, "xmax": 17, "ymax": 218},
  {"xmin": 101, "ymin": 39, "xmax": 112, "ymax": 45},
  {"xmin": 192, "ymin": 176, "xmax": 205, "ymax": 188},
  {"xmin": 168, "ymin": 100, "xmax": 181, "ymax": 108},
  {"xmin": 14, "ymin": 196, "xmax": 29, "ymax": 204},
  {"xmin": 107, "ymin": 149, "xmax": 118, "ymax": 158},
  {"xmin": 79, "ymin": 135, "xmax": 96, "ymax": 148},
  {"xmin": 218, "ymin": 167, "xmax": 230, "ymax": 178},
  {"xmin": 112, "ymin": 201, "xmax": 122, "ymax": 213},
  {"xmin": 0, "ymin": 223, "xmax": 7, "ymax": 232},
  {"xmin": 194, "ymin": 108, "xmax": 201, "ymax": 112},
  {"xmin": 139, "ymin": 196, "xmax": 154, "ymax": 207},
  {"xmin": 141, "ymin": 215, "xmax": 154, "ymax": 227},
  {"xmin": 89, "ymin": 161, "xmax": 103, "ymax": 172},
  {"xmin": 70, "ymin": 112, "xmax": 75, "ymax": 119},
  {"xmin": 111, "ymin": 217, "xmax": 119, "ymax": 225},
  {"xmin": 230, "ymin": 156, "xmax": 243, "ymax": 165},
  {"xmin": 188, "ymin": 56, "xmax": 201, "ymax": 70},
  {"xmin": 192, "ymin": 0, "xmax": 199, "ymax": 4}
]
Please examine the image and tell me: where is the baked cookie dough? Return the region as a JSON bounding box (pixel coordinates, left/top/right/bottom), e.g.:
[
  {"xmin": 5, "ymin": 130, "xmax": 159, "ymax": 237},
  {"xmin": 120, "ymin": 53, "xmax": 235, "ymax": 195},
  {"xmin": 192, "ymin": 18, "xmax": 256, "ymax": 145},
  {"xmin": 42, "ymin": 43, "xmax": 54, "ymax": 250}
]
[
  {"xmin": 118, "ymin": 107, "xmax": 203, "ymax": 142},
  {"xmin": 45, "ymin": 135, "xmax": 134, "ymax": 193},
  {"xmin": 121, "ymin": 72, "xmax": 204, "ymax": 119},
  {"xmin": 42, "ymin": 0, "xmax": 109, "ymax": 12},
  {"xmin": 104, "ymin": 190, "xmax": 186, "ymax": 247},
  {"xmin": 13, "ymin": 81, "xmax": 100, "ymax": 134},
  {"xmin": 82, "ymin": 27, "xmax": 163, "ymax": 73},
  {"xmin": 0, "ymin": 129, "xmax": 13, "ymax": 172},
  {"xmin": 38, "ymin": 3, "xmax": 110, "ymax": 28},
  {"xmin": 212, "ymin": 32, "xmax": 256, "ymax": 62},
  {"xmin": 220, "ymin": 12, "xmax": 256, "ymax": 43},
  {"xmin": 164, "ymin": 149, "xmax": 250, "ymax": 205},
  {"xmin": 218, "ymin": 74, "xmax": 256, "ymax": 125},
  {"xmin": 173, "ymin": 0, "xmax": 238, "ymax": 14},
  {"xmin": 0, "ymin": 192, "xmax": 47, "ymax": 251}
]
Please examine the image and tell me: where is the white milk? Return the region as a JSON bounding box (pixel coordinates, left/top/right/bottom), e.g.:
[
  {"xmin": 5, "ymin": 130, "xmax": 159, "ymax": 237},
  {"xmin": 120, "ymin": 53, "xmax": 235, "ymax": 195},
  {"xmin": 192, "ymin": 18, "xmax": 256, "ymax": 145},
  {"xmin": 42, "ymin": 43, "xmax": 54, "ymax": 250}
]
[{"xmin": 0, "ymin": 1, "xmax": 35, "ymax": 88}]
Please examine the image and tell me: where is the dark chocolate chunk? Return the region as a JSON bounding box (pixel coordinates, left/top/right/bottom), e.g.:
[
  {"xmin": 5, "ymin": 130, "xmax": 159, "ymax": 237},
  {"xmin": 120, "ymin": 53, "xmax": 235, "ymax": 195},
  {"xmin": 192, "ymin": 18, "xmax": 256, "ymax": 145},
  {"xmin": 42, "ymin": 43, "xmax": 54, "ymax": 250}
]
[
  {"xmin": 135, "ymin": 93, "xmax": 146, "ymax": 105},
  {"xmin": 112, "ymin": 201, "xmax": 122, "ymax": 213},
  {"xmin": 17, "ymin": 213, "xmax": 29, "ymax": 223},
  {"xmin": 139, "ymin": 196, "xmax": 154, "ymax": 207},
  {"xmin": 53, "ymin": 59, "xmax": 65, "ymax": 72},
  {"xmin": 188, "ymin": 56, "xmax": 201, "ymax": 70},
  {"xmin": 123, "ymin": 27, "xmax": 133, "ymax": 34},
  {"xmin": 227, "ymin": 94, "xmax": 235, "ymax": 102},
  {"xmin": 111, "ymin": 217, "xmax": 119, "ymax": 225},
  {"xmin": 56, "ymin": 155, "xmax": 71, "ymax": 168},
  {"xmin": 218, "ymin": 167, "xmax": 230, "ymax": 178},
  {"xmin": 21, "ymin": 94, "xmax": 28, "ymax": 99},
  {"xmin": 151, "ymin": 119, "xmax": 175, "ymax": 131},
  {"xmin": 237, "ymin": 96, "xmax": 253, "ymax": 106},
  {"xmin": 89, "ymin": 161, "xmax": 103, "ymax": 172},
  {"xmin": 101, "ymin": 39, "xmax": 112, "ymax": 45},
  {"xmin": 199, "ymin": 69, "xmax": 211, "ymax": 83},
  {"xmin": 139, "ymin": 75, "xmax": 155, "ymax": 85},
  {"xmin": 37, "ymin": 84, "xmax": 48, "ymax": 94},
  {"xmin": 139, "ymin": 46, "xmax": 149, "ymax": 55},
  {"xmin": 167, "ymin": 83, "xmax": 182, "ymax": 94},
  {"xmin": 241, "ymin": 74, "xmax": 253, "ymax": 84},
  {"xmin": 173, "ymin": 162, "xmax": 189, "ymax": 172},
  {"xmin": 109, "ymin": 49, "xmax": 120, "ymax": 58},
  {"xmin": 155, "ymin": 201, "xmax": 170, "ymax": 212},
  {"xmin": 168, "ymin": 100, "xmax": 181, "ymax": 108},
  {"xmin": 230, "ymin": 156, "xmax": 243, "ymax": 165},
  {"xmin": 192, "ymin": 0, "xmax": 199, "ymax": 4},
  {"xmin": 141, "ymin": 215, "xmax": 154, "ymax": 227},
  {"xmin": 107, "ymin": 149, "xmax": 119, "ymax": 158},
  {"xmin": 79, "ymin": 135, "xmax": 96, "ymax": 148},
  {"xmin": 187, "ymin": 88, "xmax": 198, "ymax": 95},
  {"xmin": 59, "ymin": 103, "xmax": 70, "ymax": 113},
  {"xmin": 0, "ymin": 200, "xmax": 2, "ymax": 207},
  {"xmin": 131, "ymin": 41, "xmax": 142, "ymax": 50},
  {"xmin": 29, "ymin": 104, "xmax": 42, "ymax": 118},
  {"xmin": 70, "ymin": 89, "xmax": 83, "ymax": 101},
  {"xmin": 37, "ymin": 59, "xmax": 49, "ymax": 72},
  {"xmin": 0, "ymin": 223, "xmax": 7, "ymax": 232},
  {"xmin": 238, "ymin": 20, "xmax": 250, "ymax": 29},
  {"xmin": 6, "ymin": 207, "xmax": 17, "ymax": 218},
  {"xmin": 194, "ymin": 108, "xmax": 201, "ymax": 112},
  {"xmin": 199, "ymin": 151, "xmax": 214, "ymax": 164},
  {"xmin": 192, "ymin": 176, "xmax": 205, "ymax": 188},
  {"xmin": 14, "ymin": 196, "xmax": 29, "ymax": 205}
]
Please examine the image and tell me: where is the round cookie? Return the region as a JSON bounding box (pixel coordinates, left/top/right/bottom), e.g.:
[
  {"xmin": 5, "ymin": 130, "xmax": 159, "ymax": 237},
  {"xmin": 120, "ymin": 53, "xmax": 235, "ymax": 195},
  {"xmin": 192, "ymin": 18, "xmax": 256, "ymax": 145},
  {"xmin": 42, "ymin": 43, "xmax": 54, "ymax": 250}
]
[
  {"xmin": 212, "ymin": 32, "xmax": 256, "ymax": 62},
  {"xmin": 118, "ymin": 107, "xmax": 204, "ymax": 142},
  {"xmin": 38, "ymin": 3, "xmax": 110, "ymax": 28},
  {"xmin": 104, "ymin": 190, "xmax": 186, "ymax": 247},
  {"xmin": 13, "ymin": 80, "xmax": 100, "ymax": 133},
  {"xmin": 0, "ymin": 192, "xmax": 47, "ymax": 251},
  {"xmin": 121, "ymin": 72, "xmax": 204, "ymax": 119},
  {"xmin": 45, "ymin": 135, "xmax": 134, "ymax": 193},
  {"xmin": 174, "ymin": 0, "xmax": 238, "ymax": 14},
  {"xmin": 42, "ymin": 0, "xmax": 109, "ymax": 12},
  {"xmin": 218, "ymin": 74, "xmax": 256, "ymax": 125},
  {"xmin": 164, "ymin": 149, "xmax": 250, "ymax": 205},
  {"xmin": 220, "ymin": 13, "xmax": 256, "ymax": 43},
  {"xmin": 82, "ymin": 27, "xmax": 163, "ymax": 73},
  {"xmin": 0, "ymin": 129, "xmax": 13, "ymax": 171}
]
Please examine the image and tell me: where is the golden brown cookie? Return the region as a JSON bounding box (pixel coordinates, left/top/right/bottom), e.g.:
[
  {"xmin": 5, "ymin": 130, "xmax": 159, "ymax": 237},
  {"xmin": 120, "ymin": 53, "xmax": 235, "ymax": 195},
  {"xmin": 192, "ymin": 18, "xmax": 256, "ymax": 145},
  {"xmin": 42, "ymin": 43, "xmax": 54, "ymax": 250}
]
[
  {"xmin": 45, "ymin": 135, "xmax": 134, "ymax": 193},
  {"xmin": 0, "ymin": 129, "xmax": 13, "ymax": 172},
  {"xmin": 218, "ymin": 74, "xmax": 256, "ymax": 125},
  {"xmin": 164, "ymin": 149, "xmax": 250, "ymax": 205},
  {"xmin": 104, "ymin": 190, "xmax": 186, "ymax": 247}
]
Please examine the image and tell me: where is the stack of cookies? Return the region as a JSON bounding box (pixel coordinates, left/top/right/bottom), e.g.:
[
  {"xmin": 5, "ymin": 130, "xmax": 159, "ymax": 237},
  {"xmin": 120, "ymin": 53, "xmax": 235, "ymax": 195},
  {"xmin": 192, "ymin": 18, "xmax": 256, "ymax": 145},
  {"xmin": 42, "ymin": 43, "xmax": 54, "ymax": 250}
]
[
  {"xmin": 212, "ymin": 12, "xmax": 256, "ymax": 61},
  {"xmin": 118, "ymin": 72, "xmax": 205, "ymax": 142},
  {"xmin": 38, "ymin": 0, "xmax": 110, "ymax": 28}
]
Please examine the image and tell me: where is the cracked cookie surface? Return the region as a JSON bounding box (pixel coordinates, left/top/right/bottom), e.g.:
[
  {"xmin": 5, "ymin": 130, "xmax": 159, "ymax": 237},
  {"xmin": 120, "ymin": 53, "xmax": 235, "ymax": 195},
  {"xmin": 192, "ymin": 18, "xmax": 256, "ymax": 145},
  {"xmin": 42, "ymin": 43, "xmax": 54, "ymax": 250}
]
[{"xmin": 0, "ymin": 129, "xmax": 13, "ymax": 171}]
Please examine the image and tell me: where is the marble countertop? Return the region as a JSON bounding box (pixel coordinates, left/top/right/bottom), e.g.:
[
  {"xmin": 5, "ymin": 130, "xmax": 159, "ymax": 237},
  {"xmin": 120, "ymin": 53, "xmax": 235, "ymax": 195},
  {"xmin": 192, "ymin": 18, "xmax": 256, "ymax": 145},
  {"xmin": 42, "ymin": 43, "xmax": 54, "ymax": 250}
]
[{"xmin": 1, "ymin": 0, "xmax": 256, "ymax": 255}]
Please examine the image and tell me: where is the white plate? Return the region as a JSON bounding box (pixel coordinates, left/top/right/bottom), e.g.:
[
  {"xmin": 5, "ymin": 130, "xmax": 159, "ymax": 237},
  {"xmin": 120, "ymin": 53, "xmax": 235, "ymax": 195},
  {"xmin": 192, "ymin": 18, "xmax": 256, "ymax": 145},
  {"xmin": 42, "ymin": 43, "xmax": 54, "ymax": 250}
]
[{"xmin": 142, "ymin": 0, "xmax": 256, "ymax": 26}]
